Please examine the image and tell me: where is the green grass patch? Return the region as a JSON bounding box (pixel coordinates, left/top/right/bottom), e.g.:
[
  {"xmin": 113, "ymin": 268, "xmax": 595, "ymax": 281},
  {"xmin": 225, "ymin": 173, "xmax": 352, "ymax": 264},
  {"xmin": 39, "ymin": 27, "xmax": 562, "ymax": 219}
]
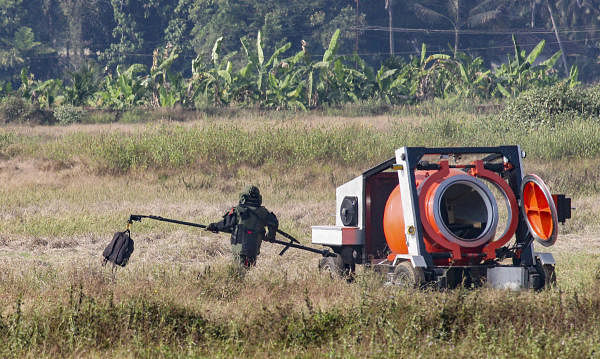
[
  {"xmin": 2, "ymin": 273, "xmax": 600, "ymax": 358},
  {"xmin": 1, "ymin": 108, "xmax": 600, "ymax": 357},
  {"xmin": 5, "ymin": 115, "xmax": 600, "ymax": 175}
]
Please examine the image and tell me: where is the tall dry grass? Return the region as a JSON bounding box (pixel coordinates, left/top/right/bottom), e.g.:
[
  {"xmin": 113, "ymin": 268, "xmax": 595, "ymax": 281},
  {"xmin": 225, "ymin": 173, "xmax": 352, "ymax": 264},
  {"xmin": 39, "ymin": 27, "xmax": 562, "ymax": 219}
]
[{"xmin": 1, "ymin": 109, "xmax": 600, "ymax": 357}]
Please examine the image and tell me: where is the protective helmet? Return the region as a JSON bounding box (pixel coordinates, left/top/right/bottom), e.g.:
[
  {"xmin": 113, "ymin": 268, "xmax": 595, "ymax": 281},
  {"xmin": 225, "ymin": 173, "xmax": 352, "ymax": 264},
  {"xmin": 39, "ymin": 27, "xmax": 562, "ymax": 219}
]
[{"xmin": 239, "ymin": 185, "xmax": 262, "ymax": 206}]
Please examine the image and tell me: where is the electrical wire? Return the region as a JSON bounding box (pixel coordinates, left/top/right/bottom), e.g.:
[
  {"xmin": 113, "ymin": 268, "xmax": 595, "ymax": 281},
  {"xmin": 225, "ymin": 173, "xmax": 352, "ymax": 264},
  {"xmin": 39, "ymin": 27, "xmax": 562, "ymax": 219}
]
[
  {"xmin": 15, "ymin": 23, "xmax": 600, "ymax": 62},
  {"xmin": 315, "ymin": 35, "xmax": 600, "ymax": 57},
  {"xmin": 20, "ymin": 34, "xmax": 600, "ymax": 62},
  {"xmin": 351, "ymin": 25, "xmax": 600, "ymax": 35}
]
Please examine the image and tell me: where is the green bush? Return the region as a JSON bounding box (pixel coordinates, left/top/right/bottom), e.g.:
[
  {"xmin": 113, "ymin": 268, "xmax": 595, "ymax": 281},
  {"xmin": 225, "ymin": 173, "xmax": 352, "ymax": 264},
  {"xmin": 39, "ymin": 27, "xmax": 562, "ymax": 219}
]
[
  {"xmin": 0, "ymin": 96, "xmax": 55, "ymax": 124},
  {"xmin": 53, "ymin": 105, "xmax": 87, "ymax": 125},
  {"xmin": 83, "ymin": 110, "xmax": 118, "ymax": 124},
  {"xmin": 0, "ymin": 131, "xmax": 18, "ymax": 159},
  {"xmin": 0, "ymin": 96, "xmax": 32, "ymax": 123},
  {"xmin": 119, "ymin": 108, "xmax": 148, "ymax": 123},
  {"xmin": 499, "ymin": 83, "xmax": 600, "ymax": 128}
]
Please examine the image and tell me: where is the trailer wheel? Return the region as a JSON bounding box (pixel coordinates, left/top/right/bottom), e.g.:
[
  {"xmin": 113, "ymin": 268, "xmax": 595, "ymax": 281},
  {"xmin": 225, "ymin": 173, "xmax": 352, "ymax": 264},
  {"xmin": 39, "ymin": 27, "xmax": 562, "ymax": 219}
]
[
  {"xmin": 391, "ymin": 261, "xmax": 425, "ymax": 288},
  {"xmin": 534, "ymin": 260, "xmax": 556, "ymax": 289},
  {"xmin": 318, "ymin": 255, "xmax": 344, "ymax": 278},
  {"xmin": 541, "ymin": 264, "xmax": 556, "ymax": 288}
]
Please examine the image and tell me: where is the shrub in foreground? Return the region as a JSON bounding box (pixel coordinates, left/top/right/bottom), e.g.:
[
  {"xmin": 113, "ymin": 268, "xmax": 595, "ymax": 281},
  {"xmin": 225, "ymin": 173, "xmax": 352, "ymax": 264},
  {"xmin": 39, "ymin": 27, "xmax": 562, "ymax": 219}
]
[
  {"xmin": 0, "ymin": 96, "xmax": 54, "ymax": 125},
  {"xmin": 500, "ymin": 83, "xmax": 600, "ymax": 128},
  {"xmin": 1, "ymin": 282, "xmax": 600, "ymax": 357},
  {"xmin": 53, "ymin": 105, "xmax": 87, "ymax": 125}
]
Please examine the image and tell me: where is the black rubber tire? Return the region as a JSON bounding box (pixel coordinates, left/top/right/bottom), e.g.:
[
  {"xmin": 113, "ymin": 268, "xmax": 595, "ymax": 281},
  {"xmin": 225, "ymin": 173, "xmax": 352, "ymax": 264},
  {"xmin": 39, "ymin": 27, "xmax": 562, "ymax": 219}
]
[
  {"xmin": 542, "ymin": 264, "xmax": 557, "ymax": 288},
  {"xmin": 390, "ymin": 261, "xmax": 425, "ymax": 288},
  {"xmin": 535, "ymin": 260, "xmax": 557, "ymax": 289},
  {"xmin": 318, "ymin": 255, "xmax": 344, "ymax": 277}
]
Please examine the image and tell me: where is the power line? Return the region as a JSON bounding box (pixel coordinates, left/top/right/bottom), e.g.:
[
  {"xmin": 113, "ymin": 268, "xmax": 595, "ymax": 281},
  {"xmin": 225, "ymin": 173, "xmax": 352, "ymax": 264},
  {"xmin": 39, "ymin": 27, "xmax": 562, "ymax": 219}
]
[
  {"xmin": 351, "ymin": 25, "xmax": 600, "ymax": 36},
  {"xmin": 28, "ymin": 34, "xmax": 600, "ymax": 61},
  {"xmin": 15, "ymin": 23, "xmax": 600, "ymax": 63},
  {"xmin": 329, "ymin": 35, "xmax": 600, "ymax": 58}
]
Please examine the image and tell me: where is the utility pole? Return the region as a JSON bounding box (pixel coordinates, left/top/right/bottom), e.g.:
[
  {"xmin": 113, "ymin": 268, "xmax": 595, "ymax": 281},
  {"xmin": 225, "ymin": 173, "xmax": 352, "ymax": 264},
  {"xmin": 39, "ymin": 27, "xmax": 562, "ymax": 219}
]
[
  {"xmin": 385, "ymin": 0, "xmax": 393, "ymax": 56},
  {"xmin": 530, "ymin": 0, "xmax": 536, "ymax": 28},
  {"xmin": 546, "ymin": 0, "xmax": 569, "ymax": 74},
  {"xmin": 355, "ymin": 0, "xmax": 359, "ymax": 54}
]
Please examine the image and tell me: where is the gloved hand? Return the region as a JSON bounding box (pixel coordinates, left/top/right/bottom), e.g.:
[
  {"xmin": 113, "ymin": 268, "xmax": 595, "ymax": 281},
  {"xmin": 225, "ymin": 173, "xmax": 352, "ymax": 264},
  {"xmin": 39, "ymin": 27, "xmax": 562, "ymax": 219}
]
[{"xmin": 206, "ymin": 223, "xmax": 219, "ymax": 233}]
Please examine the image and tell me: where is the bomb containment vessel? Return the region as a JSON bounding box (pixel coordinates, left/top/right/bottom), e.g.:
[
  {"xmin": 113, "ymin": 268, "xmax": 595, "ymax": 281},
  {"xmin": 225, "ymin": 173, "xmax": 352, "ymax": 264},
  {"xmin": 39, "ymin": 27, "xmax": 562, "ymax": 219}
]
[{"xmin": 312, "ymin": 146, "xmax": 571, "ymax": 289}]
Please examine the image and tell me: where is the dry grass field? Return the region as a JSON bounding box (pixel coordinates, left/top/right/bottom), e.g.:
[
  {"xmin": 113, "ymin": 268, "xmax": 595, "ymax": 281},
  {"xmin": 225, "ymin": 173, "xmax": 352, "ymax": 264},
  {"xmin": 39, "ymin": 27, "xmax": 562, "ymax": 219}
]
[{"xmin": 2, "ymin": 109, "xmax": 600, "ymax": 358}]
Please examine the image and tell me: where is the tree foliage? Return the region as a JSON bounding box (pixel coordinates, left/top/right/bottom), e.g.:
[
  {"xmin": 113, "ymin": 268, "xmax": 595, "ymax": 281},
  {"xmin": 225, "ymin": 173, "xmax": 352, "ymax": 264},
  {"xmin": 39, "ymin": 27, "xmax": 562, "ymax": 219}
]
[
  {"xmin": 2, "ymin": 31, "xmax": 576, "ymax": 112},
  {"xmin": 0, "ymin": 0, "xmax": 596, "ymax": 108}
]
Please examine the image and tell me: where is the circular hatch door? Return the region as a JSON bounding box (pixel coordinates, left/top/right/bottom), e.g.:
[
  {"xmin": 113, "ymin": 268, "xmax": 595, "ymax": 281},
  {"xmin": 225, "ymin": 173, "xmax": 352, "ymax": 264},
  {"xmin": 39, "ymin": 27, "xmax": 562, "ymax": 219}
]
[{"xmin": 521, "ymin": 174, "xmax": 558, "ymax": 247}]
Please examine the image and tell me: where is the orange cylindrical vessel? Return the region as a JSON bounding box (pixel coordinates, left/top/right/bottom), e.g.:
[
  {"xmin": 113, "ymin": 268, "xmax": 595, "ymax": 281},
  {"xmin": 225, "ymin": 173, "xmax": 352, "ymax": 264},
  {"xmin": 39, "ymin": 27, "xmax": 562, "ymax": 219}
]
[
  {"xmin": 383, "ymin": 181, "xmax": 459, "ymax": 260},
  {"xmin": 382, "ymin": 185, "xmax": 407, "ymax": 255},
  {"xmin": 382, "ymin": 163, "xmax": 513, "ymax": 264},
  {"xmin": 382, "ymin": 171, "xmax": 433, "ymax": 257}
]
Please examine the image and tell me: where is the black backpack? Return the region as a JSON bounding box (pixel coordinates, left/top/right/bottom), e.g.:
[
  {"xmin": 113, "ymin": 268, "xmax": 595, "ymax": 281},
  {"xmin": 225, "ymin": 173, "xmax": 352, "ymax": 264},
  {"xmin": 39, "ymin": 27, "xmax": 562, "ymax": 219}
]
[{"xmin": 102, "ymin": 230, "xmax": 134, "ymax": 267}]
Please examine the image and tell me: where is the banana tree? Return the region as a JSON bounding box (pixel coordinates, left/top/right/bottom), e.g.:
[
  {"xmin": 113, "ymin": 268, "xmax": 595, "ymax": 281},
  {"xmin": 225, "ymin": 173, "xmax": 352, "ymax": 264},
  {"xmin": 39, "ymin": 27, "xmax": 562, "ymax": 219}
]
[
  {"xmin": 150, "ymin": 47, "xmax": 184, "ymax": 108},
  {"xmin": 402, "ymin": 43, "xmax": 452, "ymax": 100},
  {"xmin": 448, "ymin": 52, "xmax": 493, "ymax": 98},
  {"xmin": 18, "ymin": 68, "xmax": 36, "ymax": 101},
  {"xmin": 567, "ymin": 65, "xmax": 580, "ymax": 88},
  {"xmin": 19, "ymin": 69, "xmax": 64, "ymax": 109},
  {"xmin": 239, "ymin": 31, "xmax": 293, "ymax": 104},
  {"xmin": 279, "ymin": 44, "xmax": 314, "ymax": 107},
  {"xmin": 96, "ymin": 64, "xmax": 149, "ymax": 109},
  {"xmin": 65, "ymin": 63, "xmax": 101, "ymax": 106},
  {"xmin": 374, "ymin": 66, "xmax": 398, "ymax": 104},
  {"xmin": 189, "ymin": 37, "xmax": 234, "ymax": 106},
  {"xmin": 308, "ymin": 30, "xmax": 368, "ymax": 106},
  {"xmin": 260, "ymin": 67, "xmax": 305, "ymax": 110},
  {"xmin": 0, "ymin": 80, "xmax": 12, "ymax": 97},
  {"xmin": 373, "ymin": 60, "xmax": 418, "ymax": 104},
  {"xmin": 352, "ymin": 54, "xmax": 377, "ymax": 100},
  {"xmin": 494, "ymin": 35, "xmax": 562, "ymax": 97},
  {"xmin": 34, "ymin": 79, "xmax": 64, "ymax": 109}
]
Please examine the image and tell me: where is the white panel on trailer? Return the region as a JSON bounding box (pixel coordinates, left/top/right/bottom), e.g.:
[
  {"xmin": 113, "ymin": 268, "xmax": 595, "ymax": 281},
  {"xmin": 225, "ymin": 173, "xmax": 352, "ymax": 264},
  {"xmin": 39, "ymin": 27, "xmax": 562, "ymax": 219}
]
[
  {"xmin": 311, "ymin": 226, "xmax": 364, "ymax": 246},
  {"xmin": 335, "ymin": 176, "xmax": 364, "ymax": 228},
  {"xmin": 487, "ymin": 267, "xmax": 528, "ymax": 290}
]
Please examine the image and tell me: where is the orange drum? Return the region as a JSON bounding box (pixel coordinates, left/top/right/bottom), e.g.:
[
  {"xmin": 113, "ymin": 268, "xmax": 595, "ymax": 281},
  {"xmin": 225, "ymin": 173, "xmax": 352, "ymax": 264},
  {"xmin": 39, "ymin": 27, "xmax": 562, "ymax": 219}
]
[{"xmin": 384, "ymin": 161, "xmax": 519, "ymax": 263}]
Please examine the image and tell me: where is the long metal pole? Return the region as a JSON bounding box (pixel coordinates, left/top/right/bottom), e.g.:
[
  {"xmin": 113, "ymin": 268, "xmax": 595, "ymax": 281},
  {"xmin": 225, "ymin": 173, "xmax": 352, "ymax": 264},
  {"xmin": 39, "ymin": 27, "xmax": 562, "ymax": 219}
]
[
  {"xmin": 269, "ymin": 238, "xmax": 335, "ymax": 257},
  {"xmin": 128, "ymin": 214, "xmax": 335, "ymax": 257},
  {"xmin": 129, "ymin": 214, "xmax": 207, "ymax": 228},
  {"xmin": 387, "ymin": 0, "xmax": 394, "ymax": 56},
  {"xmin": 546, "ymin": 0, "xmax": 569, "ymax": 74},
  {"xmin": 355, "ymin": 0, "xmax": 359, "ymax": 54},
  {"xmin": 531, "ymin": 0, "xmax": 535, "ymax": 28}
]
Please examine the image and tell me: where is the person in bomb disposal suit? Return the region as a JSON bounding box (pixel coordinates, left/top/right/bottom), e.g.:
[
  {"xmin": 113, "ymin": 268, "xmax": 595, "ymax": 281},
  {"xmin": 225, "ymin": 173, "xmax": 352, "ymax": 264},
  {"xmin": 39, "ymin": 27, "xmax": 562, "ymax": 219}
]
[{"xmin": 207, "ymin": 186, "xmax": 278, "ymax": 267}]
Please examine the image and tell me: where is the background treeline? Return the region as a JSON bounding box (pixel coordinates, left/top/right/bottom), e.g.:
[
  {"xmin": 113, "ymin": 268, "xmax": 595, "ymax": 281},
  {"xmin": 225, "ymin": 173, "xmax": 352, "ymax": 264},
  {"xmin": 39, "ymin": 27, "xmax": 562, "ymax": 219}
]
[
  {"xmin": 0, "ymin": 0, "xmax": 596, "ymax": 117},
  {"xmin": 3, "ymin": 0, "xmax": 600, "ymax": 78}
]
